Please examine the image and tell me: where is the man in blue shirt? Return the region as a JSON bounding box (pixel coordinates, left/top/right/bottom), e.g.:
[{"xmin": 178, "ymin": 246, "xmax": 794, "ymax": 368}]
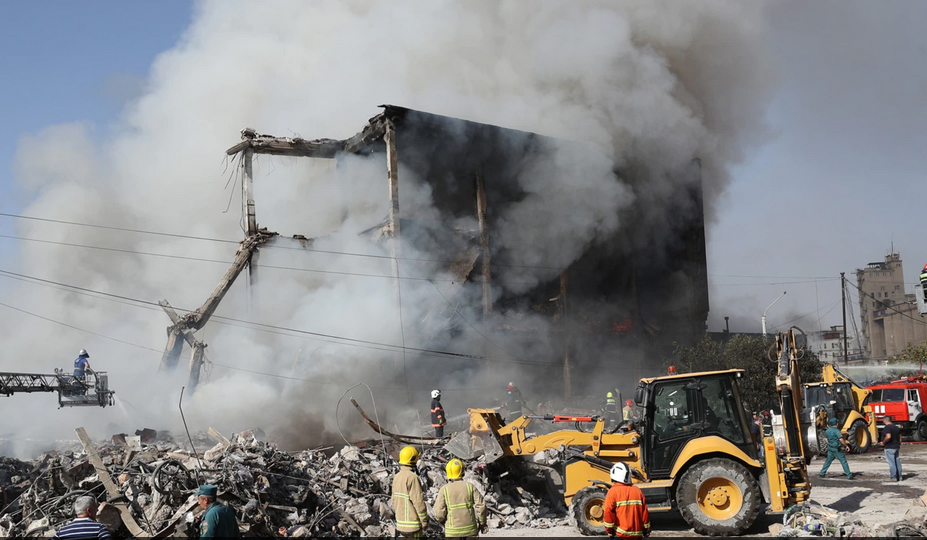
[
  {"xmin": 819, "ymin": 417, "xmax": 854, "ymax": 479},
  {"xmin": 54, "ymin": 495, "xmax": 110, "ymax": 539},
  {"xmin": 197, "ymin": 485, "xmax": 239, "ymax": 538},
  {"xmin": 879, "ymin": 415, "xmax": 903, "ymax": 481},
  {"xmin": 73, "ymin": 349, "xmax": 91, "ymax": 380}
]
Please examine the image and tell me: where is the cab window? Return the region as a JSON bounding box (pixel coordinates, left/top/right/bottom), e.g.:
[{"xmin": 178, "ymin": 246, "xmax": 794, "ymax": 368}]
[
  {"xmin": 909, "ymin": 389, "xmax": 919, "ymax": 402},
  {"xmin": 700, "ymin": 378, "xmax": 746, "ymax": 444},
  {"xmin": 652, "ymin": 382, "xmax": 694, "ymax": 440},
  {"xmin": 881, "ymin": 389, "xmax": 906, "ymax": 402}
]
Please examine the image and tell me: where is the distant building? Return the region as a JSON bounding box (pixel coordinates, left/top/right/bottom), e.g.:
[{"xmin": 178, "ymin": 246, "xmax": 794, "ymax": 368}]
[
  {"xmin": 808, "ymin": 325, "xmax": 863, "ymax": 363},
  {"xmin": 856, "ymin": 252, "xmax": 927, "ymax": 361}
]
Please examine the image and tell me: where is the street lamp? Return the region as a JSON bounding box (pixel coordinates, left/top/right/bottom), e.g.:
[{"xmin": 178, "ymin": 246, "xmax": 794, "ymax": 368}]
[{"xmin": 762, "ymin": 291, "xmax": 787, "ymax": 337}]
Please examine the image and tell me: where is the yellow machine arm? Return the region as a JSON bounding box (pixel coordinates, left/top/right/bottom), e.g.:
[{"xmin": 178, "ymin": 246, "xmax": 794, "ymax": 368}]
[{"xmin": 763, "ymin": 328, "xmax": 812, "ymax": 512}]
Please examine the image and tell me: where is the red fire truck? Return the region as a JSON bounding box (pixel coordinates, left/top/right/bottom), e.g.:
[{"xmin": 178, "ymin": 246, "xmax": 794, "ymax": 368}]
[{"xmin": 867, "ymin": 376, "xmax": 927, "ymax": 441}]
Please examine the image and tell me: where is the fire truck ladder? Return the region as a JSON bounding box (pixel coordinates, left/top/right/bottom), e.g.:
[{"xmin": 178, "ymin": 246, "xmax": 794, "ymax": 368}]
[{"xmin": 0, "ymin": 369, "xmax": 115, "ymax": 408}]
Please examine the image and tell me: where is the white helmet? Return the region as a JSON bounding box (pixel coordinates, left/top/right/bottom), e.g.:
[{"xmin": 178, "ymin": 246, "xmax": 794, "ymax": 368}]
[
  {"xmin": 508, "ymin": 381, "xmax": 514, "ymax": 387},
  {"xmin": 610, "ymin": 462, "xmax": 632, "ymax": 484},
  {"xmin": 79, "ymin": 349, "xmax": 90, "ymax": 358},
  {"xmin": 431, "ymin": 389, "xmax": 441, "ymax": 399}
]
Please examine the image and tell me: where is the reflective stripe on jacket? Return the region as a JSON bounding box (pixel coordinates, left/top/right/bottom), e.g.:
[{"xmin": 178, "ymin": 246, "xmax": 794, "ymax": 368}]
[
  {"xmin": 603, "ymin": 483, "xmax": 650, "ymax": 538},
  {"xmin": 434, "ymin": 480, "xmax": 486, "ymax": 537},
  {"xmin": 431, "ymin": 398, "xmax": 446, "ymax": 427},
  {"xmin": 391, "ymin": 466, "xmax": 428, "ymax": 533}
]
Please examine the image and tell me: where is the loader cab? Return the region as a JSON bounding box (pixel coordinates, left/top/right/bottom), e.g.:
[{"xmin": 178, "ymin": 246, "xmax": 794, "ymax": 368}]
[
  {"xmin": 636, "ymin": 370, "xmax": 756, "ymax": 479},
  {"xmin": 803, "ymin": 382, "xmax": 859, "ymax": 427}
]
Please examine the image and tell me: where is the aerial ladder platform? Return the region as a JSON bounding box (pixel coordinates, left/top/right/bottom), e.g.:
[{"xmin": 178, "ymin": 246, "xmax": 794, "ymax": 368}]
[{"xmin": 0, "ymin": 370, "xmax": 115, "ymax": 408}]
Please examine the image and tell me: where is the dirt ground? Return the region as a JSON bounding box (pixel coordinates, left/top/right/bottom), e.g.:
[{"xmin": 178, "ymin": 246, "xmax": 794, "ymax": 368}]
[{"xmin": 484, "ymin": 443, "xmax": 927, "ymax": 537}]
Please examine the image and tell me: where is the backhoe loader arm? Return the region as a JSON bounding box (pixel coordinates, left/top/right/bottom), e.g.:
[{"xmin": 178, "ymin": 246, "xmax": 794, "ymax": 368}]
[{"xmin": 763, "ymin": 328, "xmax": 812, "ymax": 512}]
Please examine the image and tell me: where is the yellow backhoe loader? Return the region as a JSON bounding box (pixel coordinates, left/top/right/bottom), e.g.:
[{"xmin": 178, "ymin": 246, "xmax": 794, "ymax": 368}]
[
  {"xmin": 802, "ymin": 363, "xmax": 876, "ymax": 454},
  {"xmin": 446, "ymin": 329, "xmax": 814, "ymax": 536}
]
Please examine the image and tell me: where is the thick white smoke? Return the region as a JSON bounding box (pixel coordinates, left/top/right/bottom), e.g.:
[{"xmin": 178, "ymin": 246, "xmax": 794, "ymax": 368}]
[{"xmin": 0, "ymin": 0, "xmax": 774, "ymax": 456}]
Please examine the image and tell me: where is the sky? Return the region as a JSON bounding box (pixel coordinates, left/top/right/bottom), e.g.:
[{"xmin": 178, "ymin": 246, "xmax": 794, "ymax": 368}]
[{"xmin": 0, "ymin": 0, "xmax": 924, "ymax": 345}]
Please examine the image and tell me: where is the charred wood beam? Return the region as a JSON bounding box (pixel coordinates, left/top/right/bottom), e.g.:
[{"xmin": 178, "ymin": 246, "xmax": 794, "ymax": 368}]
[{"xmin": 475, "ymin": 166, "xmax": 492, "ymax": 316}]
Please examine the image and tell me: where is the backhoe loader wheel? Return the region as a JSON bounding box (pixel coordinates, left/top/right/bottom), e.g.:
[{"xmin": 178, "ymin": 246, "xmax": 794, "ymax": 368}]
[
  {"xmin": 677, "ymin": 458, "xmax": 761, "ymax": 536},
  {"xmin": 816, "ymin": 429, "xmax": 828, "ymax": 456},
  {"xmin": 569, "ymin": 486, "xmax": 609, "ymax": 536},
  {"xmin": 846, "ymin": 419, "xmax": 871, "ymax": 453},
  {"xmin": 914, "ymin": 419, "xmax": 927, "ymax": 442}
]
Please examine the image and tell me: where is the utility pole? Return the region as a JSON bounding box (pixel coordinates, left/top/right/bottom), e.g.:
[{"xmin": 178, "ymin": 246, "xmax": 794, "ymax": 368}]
[{"xmin": 841, "ymin": 272, "xmax": 849, "ymax": 365}]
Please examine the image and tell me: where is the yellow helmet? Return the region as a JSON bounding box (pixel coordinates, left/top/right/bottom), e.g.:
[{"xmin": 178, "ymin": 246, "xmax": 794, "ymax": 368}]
[
  {"xmin": 606, "ymin": 392, "xmax": 614, "ymax": 398},
  {"xmin": 446, "ymin": 458, "xmax": 464, "ymax": 480},
  {"xmin": 399, "ymin": 446, "xmax": 420, "ymax": 466}
]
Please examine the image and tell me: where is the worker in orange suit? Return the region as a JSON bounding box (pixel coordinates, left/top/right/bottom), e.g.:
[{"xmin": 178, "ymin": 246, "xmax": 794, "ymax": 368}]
[{"xmin": 603, "ymin": 462, "xmax": 650, "ymax": 538}]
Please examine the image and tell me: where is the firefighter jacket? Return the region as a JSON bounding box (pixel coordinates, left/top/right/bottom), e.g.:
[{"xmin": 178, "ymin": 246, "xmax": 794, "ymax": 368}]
[
  {"xmin": 603, "ymin": 482, "xmax": 650, "ymax": 538},
  {"xmin": 431, "ymin": 398, "xmax": 446, "ymax": 428},
  {"xmin": 391, "ymin": 466, "xmax": 428, "ymax": 534},
  {"xmin": 623, "ymin": 405, "xmax": 633, "ymax": 421},
  {"xmin": 605, "ymin": 396, "xmax": 618, "ymax": 413},
  {"xmin": 434, "ymin": 479, "xmax": 486, "ymax": 537}
]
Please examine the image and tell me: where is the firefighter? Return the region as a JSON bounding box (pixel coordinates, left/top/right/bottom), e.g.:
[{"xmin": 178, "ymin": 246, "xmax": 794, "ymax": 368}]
[
  {"xmin": 434, "ymin": 458, "xmax": 487, "ymax": 537},
  {"xmin": 391, "ymin": 446, "xmax": 428, "ymax": 537},
  {"xmin": 921, "ymin": 264, "xmax": 927, "ymax": 294},
  {"xmin": 622, "ymin": 400, "xmax": 634, "ymax": 422},
  {"xmin": 505, "ymin": 382, "xmax": 526, "ymax": 419},
  {"xmin": 604, "ymin": 392, "xmax": 619, "ymax": 429},
  {"xmin": 431, "ymin": 389, "xmax": 446, "ymax": 438},
  {"xmin": 73, "ymin": 349, "xmax": 91, "ymax": 380},
  {"xmin": 603, "ymin": 462, "xmax": 650, "ymax": 538}
]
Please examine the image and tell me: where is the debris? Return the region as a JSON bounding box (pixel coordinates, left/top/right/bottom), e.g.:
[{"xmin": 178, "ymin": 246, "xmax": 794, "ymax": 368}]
[{"xmin": 0, "ymin": 428, "xmax": 561, "ymax": 537}]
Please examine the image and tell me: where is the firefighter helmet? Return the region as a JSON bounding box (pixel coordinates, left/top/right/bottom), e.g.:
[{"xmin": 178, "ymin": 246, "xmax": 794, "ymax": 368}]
[
  {"xmin": 78, "ymin": 349, "xmax": 89, "ymax": 358},
  {"xmin": 446, "ymin": 458, "xmax": 464, "ymax": 480},
  {"xmin": 626, "ymin": 400, "xmax": 633, "ymax": 407},
  {"xmin": 431, "ymin": 389, "xmax": 441, "ymax": 399},
  {"xmin": 610, "ymin": 462, "xmax": 632, "ymax": 484},
  {"xmin": 606, "ymin": 392, "xmax": 614, "ymax": 398},
  {"xmin": 399, "ymin": 446, "xmax": 420, "ymax": 466}
]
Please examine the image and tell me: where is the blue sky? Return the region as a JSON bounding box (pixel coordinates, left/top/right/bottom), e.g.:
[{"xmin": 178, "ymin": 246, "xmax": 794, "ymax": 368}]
[
  {"xmin": 1, "ymin": 1, "xmax": 924, "ymax": 337},
  {"xmin": 0, "ymin": 1, "xmax": 192, "ymax": 212}
]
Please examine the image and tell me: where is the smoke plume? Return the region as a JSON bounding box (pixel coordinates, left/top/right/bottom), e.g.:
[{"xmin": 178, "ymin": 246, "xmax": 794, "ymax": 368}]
[{"xmin": 0, "ymin": 0, "xmax": 775, "ymax": 456}]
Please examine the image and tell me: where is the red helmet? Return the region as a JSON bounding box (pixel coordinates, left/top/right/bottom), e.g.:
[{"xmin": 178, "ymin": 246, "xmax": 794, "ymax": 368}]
[
  {"xmin": 625, "ymin": 400, "xmax": 633, "ymax": 407},
  {"xmin": 923, "ymin": 263, "xmax": 927, "ymax": 271},
  {"xmin": 667, "ymin": 365, "xmax": 677, "ymax": 375}
]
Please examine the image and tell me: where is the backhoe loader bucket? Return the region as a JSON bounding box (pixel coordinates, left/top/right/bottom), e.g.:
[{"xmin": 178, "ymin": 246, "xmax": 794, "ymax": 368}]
[{"xmin": 445, "ymin": 409, "xmax": 507, "ymax": 462}]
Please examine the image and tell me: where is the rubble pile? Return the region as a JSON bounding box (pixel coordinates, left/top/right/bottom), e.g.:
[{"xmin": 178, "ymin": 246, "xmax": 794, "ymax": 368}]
[
  {"xmin": 773, "ymin": 499, "xmax": 927, "ymax": 538},
  {"xmin": 0, "ymin": 429, "xmax": 563, "ymax": 537}
]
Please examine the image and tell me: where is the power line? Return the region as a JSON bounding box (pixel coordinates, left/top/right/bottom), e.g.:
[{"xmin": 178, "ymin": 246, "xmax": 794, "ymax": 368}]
[
  {"xmin": 0, "ymin": 232, "xmax": 542, "ymax": 286},
  {"xmin": 847, "ymin": 280, "xmax": 927, "ymax": 327},
  {"xmin": 0, "ymin": 266, "xmax": 553, "ymax": 367},
  {"xmin": 0, "ymin": 211, "xmax": 564, "ymax": 271}
]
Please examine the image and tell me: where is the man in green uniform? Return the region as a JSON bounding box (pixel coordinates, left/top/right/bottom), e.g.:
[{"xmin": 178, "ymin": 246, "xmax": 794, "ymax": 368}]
[
  {"xmin": 819, "ymin": 417, "xmax": 854, "ymax": 479},
  {"xmin": 197, "ymin": 485, "xmax": 239, "ymax": 538}
]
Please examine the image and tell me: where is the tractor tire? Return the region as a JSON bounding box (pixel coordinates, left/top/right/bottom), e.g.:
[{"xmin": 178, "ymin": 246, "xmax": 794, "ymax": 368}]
[
  {"xmin": 914, "ymin": 419, "xmax": 927, "ymax": 442},
  {"xmin": 568, "ymin": 486, "xmax": 609, "ymax": 536},
  {"xmin": 677, "ymin": 458, "xmax": 761, "ymax": 536},
  {"xmin": 816, "ymin": 429, "xmax": 828, "ymax": 456},
  {"xmin": 846, "ymin": 419, "xmax": 871, "ymax": 454}
]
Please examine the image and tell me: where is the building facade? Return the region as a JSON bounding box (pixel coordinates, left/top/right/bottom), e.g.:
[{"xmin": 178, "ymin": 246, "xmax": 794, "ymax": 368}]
[
  {"xmin": 856, "ymin": 253, "xmax": 927, "ymax": 360},
  {"xmin": 809, "ymin": 325, "xmax": 863, "ymax": 363}
]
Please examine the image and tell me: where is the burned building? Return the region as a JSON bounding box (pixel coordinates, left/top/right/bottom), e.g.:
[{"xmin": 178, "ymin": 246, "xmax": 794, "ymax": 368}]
[{"xmin": 163, "ymin": 105, "xmax": 708, "ymax": 397}]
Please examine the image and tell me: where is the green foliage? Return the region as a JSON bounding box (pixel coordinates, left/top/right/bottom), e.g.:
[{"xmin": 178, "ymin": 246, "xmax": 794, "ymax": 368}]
[
  {"xmin": 668, "ymin": 334, "xmax": 823, "ymax": 413},
  {"xmin": 887, "ymin": 343, "xmax": 927, "ymax": 366}
]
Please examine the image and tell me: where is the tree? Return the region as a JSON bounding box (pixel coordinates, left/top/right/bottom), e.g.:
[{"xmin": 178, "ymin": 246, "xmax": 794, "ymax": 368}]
[
  {"xmin": 668, "ymin": 334, "xmax": 823, "ymax": 414},
  {"xmin": 885, "ymin": 343, "xmax": 927, "ymax": 379}
]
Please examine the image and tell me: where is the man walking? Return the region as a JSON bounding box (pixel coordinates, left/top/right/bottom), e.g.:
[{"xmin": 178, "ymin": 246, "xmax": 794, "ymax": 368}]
[
  {"xmin": 434, "ymin": 458, "xmax": 487, "ymax": 537},
  {"xmin": 431, "ymin": 389, "xmax": 447, "ymax": 438},
  {"xmin": 819, "ymin": 417, "xmax": 854, "ymax": 479},
  {"xmin": 880, "ymin": 415, "xmax": 902, "ymax": 481},
  {"xmin": 391, "ymin": 446, "xmax": 428, "ymax": 537},
  {"xmin": 603, "ymin": 462, "xmax": 650, "ymax": 538},
  {"xmin": 54, "ymin": 496, "xmax": 110, "ymax": 539}
]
